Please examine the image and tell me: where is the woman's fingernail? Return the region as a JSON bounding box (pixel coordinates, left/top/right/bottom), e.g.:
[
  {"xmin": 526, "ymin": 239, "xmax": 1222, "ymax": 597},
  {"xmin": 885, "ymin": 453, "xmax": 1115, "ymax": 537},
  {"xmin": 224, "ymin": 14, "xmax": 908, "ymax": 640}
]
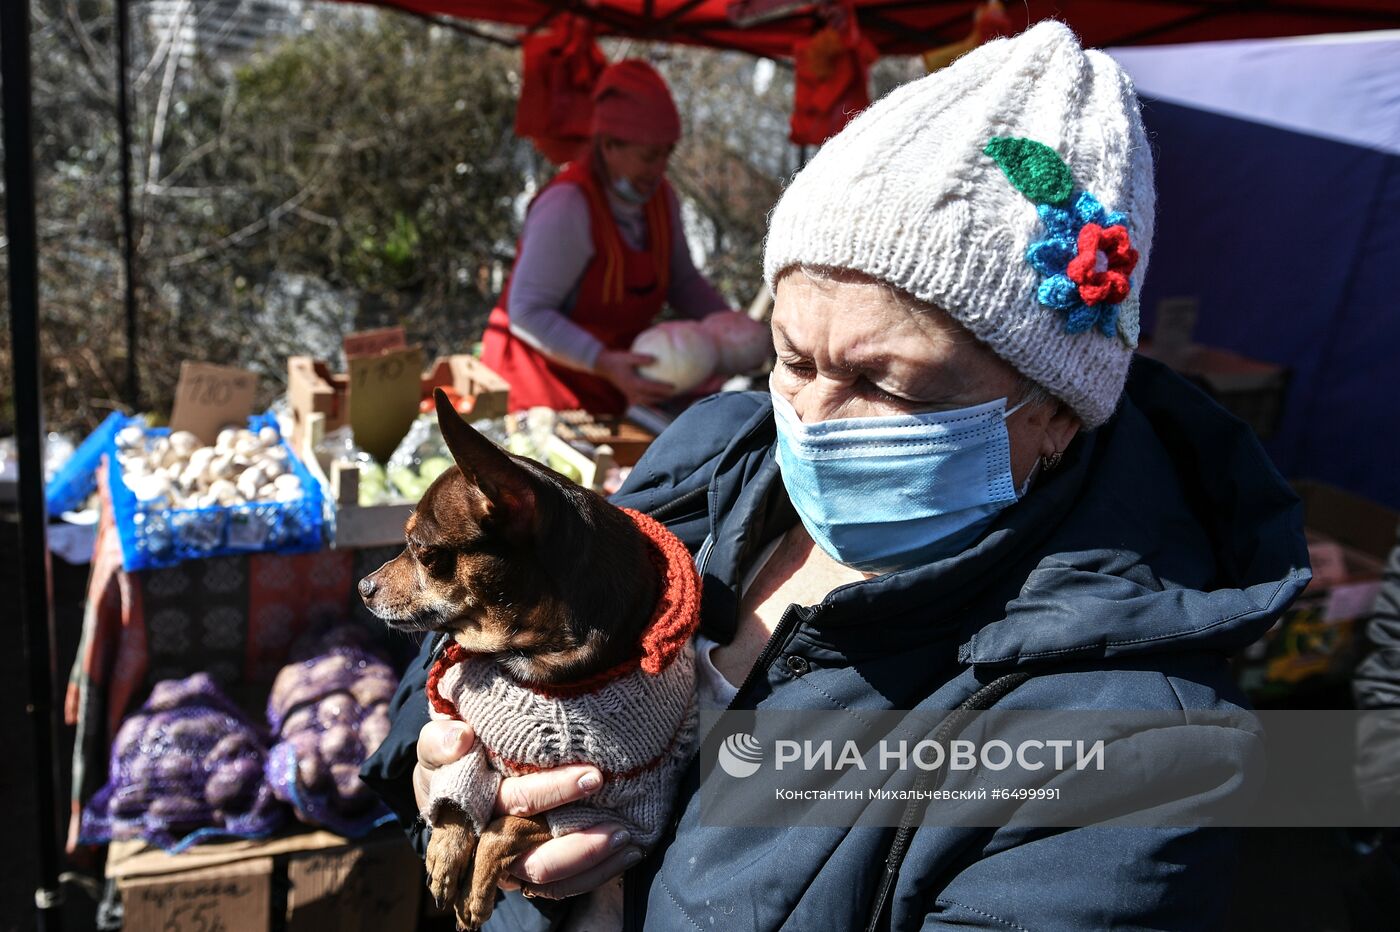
[
  {"xmin": 610, "ymin": 829, "xmax": 631, "ymax": 850},
  {"xmin": 578, "ymin": 772, "xmax": 601, "ymax": 793},
  {"xmin": 441, "ymin": 725, "xmax": 465, "ymax": 755},
  {"xmin": 624, "ymin": 848, "xmax": 643, "ymax": 866}
]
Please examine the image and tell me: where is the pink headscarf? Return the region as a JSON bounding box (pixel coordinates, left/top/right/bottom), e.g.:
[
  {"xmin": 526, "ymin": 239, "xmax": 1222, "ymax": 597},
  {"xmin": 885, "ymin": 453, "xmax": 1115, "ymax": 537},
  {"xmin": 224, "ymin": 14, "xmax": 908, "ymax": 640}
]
[{"xmin": 590, "ymin": 60, "xmax": 682, "ymax": 146}]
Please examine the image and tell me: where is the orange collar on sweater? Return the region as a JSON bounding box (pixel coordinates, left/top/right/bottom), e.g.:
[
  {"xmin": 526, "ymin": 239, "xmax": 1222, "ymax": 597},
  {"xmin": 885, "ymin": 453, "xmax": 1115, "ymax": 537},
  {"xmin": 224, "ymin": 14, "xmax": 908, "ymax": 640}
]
[{"xmin": 427, "ymin": 506, "xmax": 701, "ymax": 713}]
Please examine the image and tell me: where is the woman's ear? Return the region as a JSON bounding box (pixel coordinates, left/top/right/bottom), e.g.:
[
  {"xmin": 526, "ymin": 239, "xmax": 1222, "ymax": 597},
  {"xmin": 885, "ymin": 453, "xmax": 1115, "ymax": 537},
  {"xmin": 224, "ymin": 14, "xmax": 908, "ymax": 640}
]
[{"xmin": 1040, "ymin": 402, "xmax": 1081, "ymax": 462}]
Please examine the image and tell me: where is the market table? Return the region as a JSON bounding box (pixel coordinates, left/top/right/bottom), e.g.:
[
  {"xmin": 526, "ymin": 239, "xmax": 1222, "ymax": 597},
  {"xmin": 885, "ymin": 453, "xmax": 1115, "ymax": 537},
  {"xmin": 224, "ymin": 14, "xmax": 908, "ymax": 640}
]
[{"xmin": 64, "ymin": 474, "xmax": 412, "ymax": 852}]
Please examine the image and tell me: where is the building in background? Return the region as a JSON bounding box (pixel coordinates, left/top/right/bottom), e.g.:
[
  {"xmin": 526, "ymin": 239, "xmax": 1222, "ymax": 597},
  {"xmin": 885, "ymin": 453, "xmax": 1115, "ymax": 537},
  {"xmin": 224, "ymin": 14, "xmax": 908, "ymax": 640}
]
[{"xmin": 144, "ymin": 0, "xmax": 377, "ymax": 66}]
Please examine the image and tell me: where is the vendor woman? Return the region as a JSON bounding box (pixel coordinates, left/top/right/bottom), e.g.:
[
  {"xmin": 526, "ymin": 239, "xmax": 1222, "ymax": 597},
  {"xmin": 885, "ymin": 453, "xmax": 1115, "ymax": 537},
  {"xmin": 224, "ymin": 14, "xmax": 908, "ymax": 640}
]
[{"xmin": 482, "ymin": 60, "xmax": 731, "ymax": 414}]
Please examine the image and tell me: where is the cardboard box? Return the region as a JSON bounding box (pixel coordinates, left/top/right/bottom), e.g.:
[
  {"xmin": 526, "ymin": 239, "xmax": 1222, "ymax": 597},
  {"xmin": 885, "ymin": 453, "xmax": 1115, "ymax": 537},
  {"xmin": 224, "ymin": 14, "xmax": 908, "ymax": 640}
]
[
  {"xmin": 288, "ymin": 354, "xmax": 510, "ymax": 458},
  {"xmin": 110, "ymin": 828, "xmax": 421, "ymax": 932},
  {"xmin": 1239, "ymin": 480, "xmax": 1398, "ymax": 698},
  {"xmin": 121, "ymin": 857, "xmax": 273, "ymax": 932},
  {"xmin": 422, "ymin": 355, "xmax": 511, "ymax": 422},
  {"xmin": 285, "ymin": 838, "xmax": 422, "ymax": 932},
  {"xmin": 1138, "ymin": 340, "xmax": 1289, "ymax": 439},
  {"xmin": 1294, "ymin": 479, "xmax": 1400, "ymax": 564},
  {"xmin": 555, "ymin": 410, "xmax": 656, "ymax": 468}
]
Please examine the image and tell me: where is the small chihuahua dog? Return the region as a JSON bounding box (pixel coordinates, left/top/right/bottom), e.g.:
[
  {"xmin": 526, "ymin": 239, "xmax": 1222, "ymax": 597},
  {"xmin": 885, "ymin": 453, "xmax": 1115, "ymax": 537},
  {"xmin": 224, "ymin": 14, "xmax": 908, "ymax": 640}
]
[{"xmin": 359, "ymin": 390, "xmax": 689, "ymax": 930}]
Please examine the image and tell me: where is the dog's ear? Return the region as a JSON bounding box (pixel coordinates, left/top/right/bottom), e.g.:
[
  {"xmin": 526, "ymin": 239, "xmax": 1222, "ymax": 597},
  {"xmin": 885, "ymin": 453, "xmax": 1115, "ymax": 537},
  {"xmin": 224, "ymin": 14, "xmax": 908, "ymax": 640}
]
[{"xmin": 434, "ymin": 388, "xmax": 536, "ymax": 539}]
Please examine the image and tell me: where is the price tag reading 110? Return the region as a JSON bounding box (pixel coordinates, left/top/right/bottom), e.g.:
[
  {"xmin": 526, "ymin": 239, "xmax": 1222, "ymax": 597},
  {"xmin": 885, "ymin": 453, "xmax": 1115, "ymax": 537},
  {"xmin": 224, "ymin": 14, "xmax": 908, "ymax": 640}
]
[{"xmin": 354, "ymin": 354, "xmax": 409, "ymax": 389}]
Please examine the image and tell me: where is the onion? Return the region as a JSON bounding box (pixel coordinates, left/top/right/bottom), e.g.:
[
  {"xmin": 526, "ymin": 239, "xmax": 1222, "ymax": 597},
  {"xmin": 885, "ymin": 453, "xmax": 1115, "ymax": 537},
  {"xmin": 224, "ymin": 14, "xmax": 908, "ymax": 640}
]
[
  {"xmin": 700, "ymin": 311, "xmax": 772, "ymax": 375},
  {"xmin": 631, "ymin": 321, "xmax": 719, "ymax": 394}
]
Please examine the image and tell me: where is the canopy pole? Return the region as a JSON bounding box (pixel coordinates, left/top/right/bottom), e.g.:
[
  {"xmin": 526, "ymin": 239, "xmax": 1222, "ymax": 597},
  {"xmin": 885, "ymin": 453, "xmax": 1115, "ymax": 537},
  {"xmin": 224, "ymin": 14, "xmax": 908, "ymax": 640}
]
[
  {"xmin": 1, "ymin": 1, "xmax": 68, "ymax": 929},
  {"xmin": 117, "ymin": 0, "xmax": 139, "ymax": 411}
]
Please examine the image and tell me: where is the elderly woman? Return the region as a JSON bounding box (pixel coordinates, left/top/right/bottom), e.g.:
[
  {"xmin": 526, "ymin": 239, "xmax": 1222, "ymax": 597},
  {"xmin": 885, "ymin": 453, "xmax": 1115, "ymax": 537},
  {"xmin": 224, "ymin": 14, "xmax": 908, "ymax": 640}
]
[{"xmin": 363, "ymin": 21, "xmax": 1310, "ymax": 930}]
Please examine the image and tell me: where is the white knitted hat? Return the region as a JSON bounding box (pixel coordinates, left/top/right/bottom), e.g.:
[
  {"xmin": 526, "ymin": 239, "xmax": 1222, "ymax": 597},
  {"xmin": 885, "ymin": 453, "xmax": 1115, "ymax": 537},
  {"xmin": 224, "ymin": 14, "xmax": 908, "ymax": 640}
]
[{"xmin": 763, "ymin": 20, "xmax": 1155, "ymax": 428}]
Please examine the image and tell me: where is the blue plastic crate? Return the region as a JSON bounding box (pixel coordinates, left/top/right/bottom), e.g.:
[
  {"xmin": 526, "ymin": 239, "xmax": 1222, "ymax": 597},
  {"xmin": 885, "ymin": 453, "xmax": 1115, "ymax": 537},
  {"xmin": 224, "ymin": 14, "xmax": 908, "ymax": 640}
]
[
  {"xmin": 46, "ymin": 411, "xmax": 128, "ymax": 516},
  {"xmin": 107, "ymin": 412, "xmax": 325, "ymax": 571}
]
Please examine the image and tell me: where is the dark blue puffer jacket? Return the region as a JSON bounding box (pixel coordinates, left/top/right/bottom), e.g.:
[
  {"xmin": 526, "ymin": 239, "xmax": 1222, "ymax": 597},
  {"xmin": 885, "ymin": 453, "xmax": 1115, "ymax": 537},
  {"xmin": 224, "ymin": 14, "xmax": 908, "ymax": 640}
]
[{"xmin": 362, "ymin": 356, "xmax": 1310, "ymax": 931}]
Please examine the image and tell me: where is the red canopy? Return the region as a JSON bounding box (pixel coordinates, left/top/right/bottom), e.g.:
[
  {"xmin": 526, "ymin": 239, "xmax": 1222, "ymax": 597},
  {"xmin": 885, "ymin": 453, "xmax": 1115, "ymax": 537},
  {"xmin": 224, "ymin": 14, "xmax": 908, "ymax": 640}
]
[{"xmin": 358, "ymin": 0, "xmax": 1400, "ymax": 58}]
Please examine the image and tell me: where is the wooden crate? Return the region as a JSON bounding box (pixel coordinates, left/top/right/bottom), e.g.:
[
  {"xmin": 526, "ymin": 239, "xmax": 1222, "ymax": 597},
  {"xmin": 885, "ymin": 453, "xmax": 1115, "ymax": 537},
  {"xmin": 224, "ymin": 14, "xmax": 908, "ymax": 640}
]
[
  {"xmin": 287, "ymin": 354, "xmax": 511, "ymax": 456},
  {"xmin": 298, "ymin": 411, "xmax": 414, "ymax": 549},
  {"xmin": 421, "ymin": 355, "xmax": 510, "ymax": 421},
  {"xmin": 541, "ymin": 434, "xmax": 615, "ymax": 492},
  {"xmin": 554, "ymin": 410, "xmax": 655, "ymax": 468},
  {"xmin": 288, "ymin": 357, "xmax": 348, "ymax": 450},
  {"xmin": 302, "ymin": 412, "xmax": 616, "ymax": 549}
]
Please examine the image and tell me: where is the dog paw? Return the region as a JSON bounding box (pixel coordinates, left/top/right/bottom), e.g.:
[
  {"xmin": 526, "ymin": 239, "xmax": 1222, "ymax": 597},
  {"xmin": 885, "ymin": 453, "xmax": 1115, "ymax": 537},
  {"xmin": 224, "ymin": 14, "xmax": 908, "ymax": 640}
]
[
  {"xmin": 460, "ymin": 813, "xmax": 549, "ymax": 929},
  {"xmin": 425, "ymin": 819, "xmax": 477, "ymax": 913},
  {"xmin": 463, "ymin": 880, "xmax": 499, "ymax": 931},
  {"xmin": 454, "ymin": 893, "xmax": 488, "ymax": 931},
  {"xmin": 424, "ymin": 844, "xmax": 461, "ymax": 911}
]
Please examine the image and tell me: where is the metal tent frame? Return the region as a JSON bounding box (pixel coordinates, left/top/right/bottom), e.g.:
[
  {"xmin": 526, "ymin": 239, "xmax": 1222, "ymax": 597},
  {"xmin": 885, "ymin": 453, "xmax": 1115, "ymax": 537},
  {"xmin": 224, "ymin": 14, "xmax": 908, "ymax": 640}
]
[
  {"xmin": 5, "ymin": 1, "xmax": 1400, "ymax": 928},
  {"xmin": 4, "ymin": 3, "xmax": 67, "ymax": 928}
]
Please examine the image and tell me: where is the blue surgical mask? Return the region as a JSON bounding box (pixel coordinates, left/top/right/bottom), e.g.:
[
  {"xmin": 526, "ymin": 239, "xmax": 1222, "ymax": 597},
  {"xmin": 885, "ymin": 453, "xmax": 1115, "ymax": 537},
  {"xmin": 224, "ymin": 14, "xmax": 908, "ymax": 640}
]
[
  {"xmin": 611, "ymin": 176, "xmax": 650, "ymax": 204},
  {"xmin": 771, "ymin": 389, "xmax": 1032, "ymax": 574}
]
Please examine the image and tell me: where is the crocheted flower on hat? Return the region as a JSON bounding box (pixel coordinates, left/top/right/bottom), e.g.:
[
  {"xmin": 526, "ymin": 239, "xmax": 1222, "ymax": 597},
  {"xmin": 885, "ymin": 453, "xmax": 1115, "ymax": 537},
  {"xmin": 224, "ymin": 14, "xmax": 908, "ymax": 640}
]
[{"xmin": 984, "ymin": 136, "xmax": 1139, "ymax": 341}]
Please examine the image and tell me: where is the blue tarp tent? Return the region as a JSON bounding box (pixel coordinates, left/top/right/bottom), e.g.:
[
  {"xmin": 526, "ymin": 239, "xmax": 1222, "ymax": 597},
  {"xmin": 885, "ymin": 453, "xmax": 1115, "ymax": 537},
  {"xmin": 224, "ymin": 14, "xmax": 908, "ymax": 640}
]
[{"xmin": 1109, "ymin": 32, "xmax": 1400, "ymax": 508}]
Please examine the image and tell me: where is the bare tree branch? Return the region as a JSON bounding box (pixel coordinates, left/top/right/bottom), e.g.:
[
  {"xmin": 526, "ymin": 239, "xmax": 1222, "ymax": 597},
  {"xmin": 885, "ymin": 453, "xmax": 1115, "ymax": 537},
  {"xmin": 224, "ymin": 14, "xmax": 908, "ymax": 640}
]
[
  {"xmin": 144, "ymin": 0, "xmax": 190, "ymax": 202},
  {"xmin": 167, "ymin": 170, "xmax": 327, "ymax": 268}
]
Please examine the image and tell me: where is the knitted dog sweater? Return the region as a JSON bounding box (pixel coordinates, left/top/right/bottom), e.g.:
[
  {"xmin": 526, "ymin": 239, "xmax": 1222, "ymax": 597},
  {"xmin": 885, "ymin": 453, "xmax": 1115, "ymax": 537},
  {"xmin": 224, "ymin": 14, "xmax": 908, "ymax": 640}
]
[{"xmin": 423, "ymin": 508, "xmax": 701, "ymax": 848}]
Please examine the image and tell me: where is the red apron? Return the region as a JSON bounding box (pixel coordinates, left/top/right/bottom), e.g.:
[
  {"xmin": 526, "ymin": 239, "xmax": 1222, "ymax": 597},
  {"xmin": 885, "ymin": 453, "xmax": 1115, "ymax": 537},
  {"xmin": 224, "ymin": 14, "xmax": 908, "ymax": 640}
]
[{"xmin": 482, "ymin": 154, "xmax": 673, "ymax": 415}]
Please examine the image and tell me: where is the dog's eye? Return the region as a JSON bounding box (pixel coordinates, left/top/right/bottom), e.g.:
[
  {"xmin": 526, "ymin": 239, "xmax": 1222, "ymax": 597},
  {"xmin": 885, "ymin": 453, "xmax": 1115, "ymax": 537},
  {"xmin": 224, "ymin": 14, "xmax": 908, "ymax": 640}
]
[{"xmin": 418, "ymin": 545, "xmax": 453, "ymax": 572}]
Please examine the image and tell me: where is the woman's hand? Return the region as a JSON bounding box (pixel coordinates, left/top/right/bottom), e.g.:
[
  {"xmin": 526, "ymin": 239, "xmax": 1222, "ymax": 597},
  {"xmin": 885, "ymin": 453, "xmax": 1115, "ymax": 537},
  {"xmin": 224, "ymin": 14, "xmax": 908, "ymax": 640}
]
[
  {"xmin": 415, "ymin": 720, "xmax": 643, "ymax": 899},
  {"xmin": 594, "ymin": 350, "xmax": 675, "ymax": 407}
]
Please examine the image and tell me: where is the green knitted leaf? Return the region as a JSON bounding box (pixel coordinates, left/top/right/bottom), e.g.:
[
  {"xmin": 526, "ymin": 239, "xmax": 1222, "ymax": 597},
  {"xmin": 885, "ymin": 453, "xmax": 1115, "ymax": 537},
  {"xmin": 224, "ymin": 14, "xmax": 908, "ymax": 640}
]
[{"xmin": 984, "ymin": 137, "xmax": 1074, "ymax": 206}]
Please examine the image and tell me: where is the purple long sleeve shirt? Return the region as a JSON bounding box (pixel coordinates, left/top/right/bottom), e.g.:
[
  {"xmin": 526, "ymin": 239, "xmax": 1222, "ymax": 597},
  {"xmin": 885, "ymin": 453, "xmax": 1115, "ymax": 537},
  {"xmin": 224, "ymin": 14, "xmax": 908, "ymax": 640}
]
[{"xmin": 504, "ymin": 181, "xmax": 730, "ymax": 373}]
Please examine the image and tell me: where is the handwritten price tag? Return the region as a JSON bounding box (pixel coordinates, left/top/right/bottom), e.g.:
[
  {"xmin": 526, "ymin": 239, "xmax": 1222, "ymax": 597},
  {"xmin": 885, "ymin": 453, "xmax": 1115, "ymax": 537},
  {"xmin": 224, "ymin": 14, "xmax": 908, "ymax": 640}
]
[
  {"xmin": 348, "ymin": 346, "xmax": 423, "ymax": 463},
  {"xmin": 169, "ymin": 361, "xmax": 259, "ymax": 445},
  {"xmin": 121, "ymin": 858, "xmax": 270, "ymax": 932}
]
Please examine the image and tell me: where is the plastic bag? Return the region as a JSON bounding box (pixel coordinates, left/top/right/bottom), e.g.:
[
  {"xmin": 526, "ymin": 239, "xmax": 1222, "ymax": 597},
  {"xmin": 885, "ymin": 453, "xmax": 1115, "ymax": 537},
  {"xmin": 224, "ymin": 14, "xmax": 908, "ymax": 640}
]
[
  {"xmin": 315, "ymin": 426, "xmax": 391, "ymax": 506},
  {"xmin": 265, "ymin": 627, "xmax": 398, "ymax": 837},
  {"xmin": 45, "ymin": 412, "xmax": 126, "ymax": 515},
  {"xmin": 80, "ymin": 674, "xmax": 284, "ymax": 852},
  {"xmin": 385, "ymin": 413, "xmax": 455, "ymax": 502}
]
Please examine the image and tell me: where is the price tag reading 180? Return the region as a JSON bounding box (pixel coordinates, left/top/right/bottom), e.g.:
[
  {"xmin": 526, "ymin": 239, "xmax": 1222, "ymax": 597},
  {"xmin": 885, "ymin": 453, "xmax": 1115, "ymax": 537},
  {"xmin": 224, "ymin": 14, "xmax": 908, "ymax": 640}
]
[{"xmin": 169, "ymin": 361, "xmax": 260, "ymax": 445}]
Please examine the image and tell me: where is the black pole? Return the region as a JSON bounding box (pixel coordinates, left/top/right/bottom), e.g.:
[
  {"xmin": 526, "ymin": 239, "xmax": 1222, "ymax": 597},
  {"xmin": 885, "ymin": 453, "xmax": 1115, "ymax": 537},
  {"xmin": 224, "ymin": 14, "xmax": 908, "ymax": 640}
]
[
  {"xmin": 116, "ymin": 0, "xmax": 139, "ymax": 410},
  {"xmin": 1, "ymin": 2, "xmax": 67, "ymax": 930}
]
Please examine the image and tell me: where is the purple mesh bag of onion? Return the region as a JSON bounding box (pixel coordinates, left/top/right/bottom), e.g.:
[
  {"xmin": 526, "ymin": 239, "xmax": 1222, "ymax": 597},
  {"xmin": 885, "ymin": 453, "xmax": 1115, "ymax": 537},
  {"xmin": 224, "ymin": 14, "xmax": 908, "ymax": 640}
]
[
  {"xmin": 80, "ymin": 673, "xmax": 284, "ymax": 852},
  {"xmin": 265, "ymin": 627, "xmax": 398, "ymax": 837}
]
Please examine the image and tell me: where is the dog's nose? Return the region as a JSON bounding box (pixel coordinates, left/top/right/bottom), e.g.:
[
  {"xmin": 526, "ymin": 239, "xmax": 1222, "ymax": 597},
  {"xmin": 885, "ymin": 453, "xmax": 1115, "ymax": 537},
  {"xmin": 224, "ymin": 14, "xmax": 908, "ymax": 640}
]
[{"xmin": 358, "ymin": 577, "xmax": 378, "ymax": 599}]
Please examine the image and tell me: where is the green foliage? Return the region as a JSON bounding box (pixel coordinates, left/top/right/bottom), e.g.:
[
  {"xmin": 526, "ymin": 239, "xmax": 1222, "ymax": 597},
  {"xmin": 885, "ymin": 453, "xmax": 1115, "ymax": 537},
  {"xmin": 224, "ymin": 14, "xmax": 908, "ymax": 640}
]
[
  {"xmin": 4, "ymin": 7, "xmax": 803, "ymax": 439},
  {"xmin": 5, "ymin": 5, "xmax": 534, "ymax": 433},
  {"xmin": 648, "ymin": 46, "xmax": 794, "ymax": 309},
  {"xmin": 162, "ymin": 17, "xmax": 529, "ymax": 374}
]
